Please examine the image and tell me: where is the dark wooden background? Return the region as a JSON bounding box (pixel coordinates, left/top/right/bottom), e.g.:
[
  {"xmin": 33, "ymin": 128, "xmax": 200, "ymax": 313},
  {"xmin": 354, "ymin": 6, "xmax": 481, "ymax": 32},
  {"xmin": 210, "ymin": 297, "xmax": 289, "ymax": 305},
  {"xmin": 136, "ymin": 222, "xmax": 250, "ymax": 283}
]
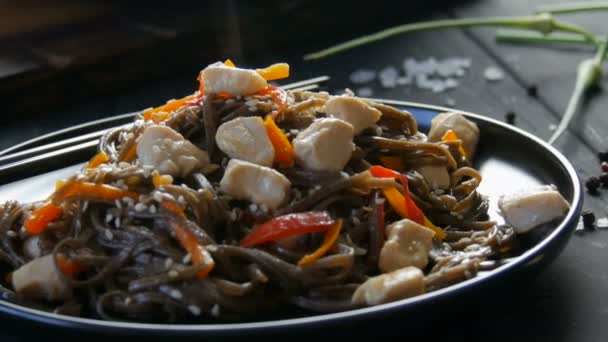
[{"xmin": 1, "ymin": 0, "xmax": 607, "ymax": 341}]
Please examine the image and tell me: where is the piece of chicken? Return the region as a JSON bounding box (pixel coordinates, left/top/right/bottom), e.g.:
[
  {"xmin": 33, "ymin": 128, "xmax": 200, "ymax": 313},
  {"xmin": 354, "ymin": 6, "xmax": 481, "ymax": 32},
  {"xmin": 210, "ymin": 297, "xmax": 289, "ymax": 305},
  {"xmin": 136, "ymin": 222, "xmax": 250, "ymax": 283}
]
[
  {"xmin": 498, "ymin": 184, "xmax": 570, "ymax": 234},
  {"xmin": 428, "ymin": 112, "xmax": 479, "ymax": 159},
  {"xmin": 379, "ymin": 219, "xmax": 435, "ymax": 272},
  {"xmin": 324, "ymin": 96, "xmax": 382, "ymax": 134},
  {"xmin": 201, "ymin": 62, "xmax": 267, "ymax": 96},
  {"xmin": 292, "ymin": 118, "xmax": 354, "ymax": 172},
  {"xmin": 11, "ymin": 254, "xmax": 72, "ymax": 302},
  {"xmin": 136, "ymin": 125, "xmax": 210, "ymax": 178},
  {"xmin": 220, "ymin": 159, "xmax": 291, "ymax": 209},
  {"xmin": 215, "ymin": 117, "xmax": 275, "ymax": 166},
  {"xmin": 352, "ymin": 266, "xmax": 425, "ymax": 306}
]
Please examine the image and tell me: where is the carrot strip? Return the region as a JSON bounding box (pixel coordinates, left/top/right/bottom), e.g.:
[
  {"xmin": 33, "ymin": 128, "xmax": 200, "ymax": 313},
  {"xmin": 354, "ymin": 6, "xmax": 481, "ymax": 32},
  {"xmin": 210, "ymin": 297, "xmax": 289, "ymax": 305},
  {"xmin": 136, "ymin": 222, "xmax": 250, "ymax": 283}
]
[
  {"xmin": 56, "ymin": 254, "xmax": 86, "ymax": 277},
  {"xmin": 379, "ymin": 156, "xmax": 405, "ymax": 172},
  {"xmin": 87, "ymin": 152, "xmax": 109, "ymax": 169},
  {"xmin": 23, "ymin": 203, "xmax": 63, "ymax": 234},
  {"xmin": 161, "ymin": 200, "xmax": 214, "ymax": 278},
  {"xmin": 298, "ymin": 219, "xmax": 343, "ymax": 267}
]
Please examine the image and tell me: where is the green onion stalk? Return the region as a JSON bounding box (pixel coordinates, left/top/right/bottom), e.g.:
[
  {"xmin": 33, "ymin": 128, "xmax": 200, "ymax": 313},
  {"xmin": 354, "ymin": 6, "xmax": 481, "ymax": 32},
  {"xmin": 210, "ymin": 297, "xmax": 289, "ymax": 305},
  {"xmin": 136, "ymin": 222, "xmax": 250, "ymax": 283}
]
[
  {"xmin": 548, "ymin": 36, "xmax": 607, "ymax": 145},
  {"xmin": 303, "ymin": 13, "xmax": 597, "ymax": 60}
]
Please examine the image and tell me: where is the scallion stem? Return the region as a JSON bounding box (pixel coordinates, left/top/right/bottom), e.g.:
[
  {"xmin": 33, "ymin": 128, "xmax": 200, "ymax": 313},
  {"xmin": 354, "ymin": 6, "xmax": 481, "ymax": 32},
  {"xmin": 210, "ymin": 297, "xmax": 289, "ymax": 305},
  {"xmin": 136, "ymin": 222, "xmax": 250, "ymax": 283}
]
[
  {"xmin": 548, "ymin": 37, "xmax": 606, "ymax": 145},
  {"xmin": 303, "ymin": 14, "xmax": 596, "ymax": 60},
  {"xmin": 496, "ymin": 29, "xmax": 602, "ymax": 46},
  {"xmin": 535, "ymin": 2, "xmax": 608, "ymax": 15}
]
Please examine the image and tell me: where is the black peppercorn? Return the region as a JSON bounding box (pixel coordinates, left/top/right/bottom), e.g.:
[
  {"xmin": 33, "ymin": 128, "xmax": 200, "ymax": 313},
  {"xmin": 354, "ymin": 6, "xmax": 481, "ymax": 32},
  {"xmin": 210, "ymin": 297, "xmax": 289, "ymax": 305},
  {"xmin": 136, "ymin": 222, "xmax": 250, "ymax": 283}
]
[
  {"xmin": 505, "ymin": 111, "xmax": 516, "ymax": 125},
  {"xmin": 586, "ymin": 176, "xmax": 601, "ymax": 194},
  {"xmin": 602, "ymin": 162, "xmax": 608, "ymax": 173},
  {"xmin": 581, "ymin": 210, "xmax": 596, "ymax": 228},
  {"xmin": 527, "ymin": 84, "xmax": 538, "ymax": 98},
  {"xmin": 600, "ymin": 173, "xmax": 608, "ymax": 186},
  {"xmin": 598, "ymin": 151, "xmax": 608, "ymax": 163}
]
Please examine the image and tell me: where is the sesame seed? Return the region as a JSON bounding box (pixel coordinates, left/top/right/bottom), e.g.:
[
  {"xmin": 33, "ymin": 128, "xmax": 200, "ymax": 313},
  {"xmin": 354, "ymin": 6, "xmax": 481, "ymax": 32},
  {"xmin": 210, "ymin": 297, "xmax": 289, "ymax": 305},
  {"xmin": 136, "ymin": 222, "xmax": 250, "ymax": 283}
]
[
  {"xmin": 122, "ymin": 197, "xmax": 135, "ymax": 206},
  {"xmin": 118, "ymin": 162, "xmax": 131, "ymax": 168},
  {"xmin": 82, "ymin": 201, "xmax": 89, "ymax": 212},
  {"xmin": 206, "ymin": 245, "xmax": 218, "ymax": 252},
  {"xmin": 104, "ymin": 229, "xmax": 114, "ymax": 240},
  {"xmin": 6, "ymin": 230, "xmax": 16, "ymax": 237},
  {"xmin": 168, "ymin": 270, "xmax": 179, "ymax": 278},
  {"xmin": 373, "ymin": 126, "xmax": 382, "ymax": 137},
  {"xmin": 229, "ymin": 210, "xmax": 237, "ymax": 221},
  {"xmin": 134, "ymin": 203, "xmax": 147, "ymax": 212},
  {"xmin": 153, "ymin": 192, "xmax": 164, "ymax": 203},
  {"xmin": 352, "ymin": 217, "xmax": 361, "ymax": 226},
  {"xmin": 170, "ymin": 289, "xmax": 183, "ymax": 300},
  {"xmin": 182, "ymin": 253, "xmax": 192, "ymax": 264},
  {"xmin": 114, "ymin": 217, "xmax": 121, "ymax": 228},
  {"xmin": 177, "ymin": 196, "xmax": 186, "ymax": 205},
  {"xmin": 115, "ymin": 200, "xmax": 122, "ymax": 210},
  {"xmin": 211, "ymin": 304, "xmax": 220, "ymax": 317},
  {"xmin": 248, "ymin": 106, "xmax": 257, "ymax": 112},
  {"xmin": 249, "ymin": 203, "xmax": 258, "ymax": 212},
  {"xmin": 125, "ymin": 297, "xmax": 132, "ymax": 305},
  {"xmin": 290, "ymin": 129, "xmax": 299, "ymax": 135},
  {"xmin": 188, "ymin": 305, "xmax": 201, "ymax": 316},
  {"xmin": 245, "ymin": 100, "xmax": 258, "ymax": 107},
  {"xmin": 225, "ymin": 99, "xmax": 235, "ymax": 105},
  {"xmin": 149, "ymin": 205, "xmax": 157, "ymax": 214},
  {"xmin": 164, "ymin": 258, "xmax": 173, "ymax": 269}
]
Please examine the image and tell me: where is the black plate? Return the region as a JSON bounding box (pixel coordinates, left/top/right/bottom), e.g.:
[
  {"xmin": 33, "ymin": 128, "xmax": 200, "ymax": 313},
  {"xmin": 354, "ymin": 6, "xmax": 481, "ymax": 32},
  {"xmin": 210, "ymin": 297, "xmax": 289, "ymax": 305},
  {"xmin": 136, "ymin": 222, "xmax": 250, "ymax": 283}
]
[{"xmin": 0, "ymin": 100, "xmax": 583, "ymax": 337}]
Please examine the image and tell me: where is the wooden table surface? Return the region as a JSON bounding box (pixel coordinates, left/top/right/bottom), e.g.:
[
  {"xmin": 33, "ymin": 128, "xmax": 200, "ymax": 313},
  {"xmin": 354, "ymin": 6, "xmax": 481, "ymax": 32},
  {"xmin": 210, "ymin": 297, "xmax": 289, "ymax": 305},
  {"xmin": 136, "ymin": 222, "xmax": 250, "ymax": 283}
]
[{"xmin": 1, "ymin": 0, "xmax": 607, "ymax": 340}]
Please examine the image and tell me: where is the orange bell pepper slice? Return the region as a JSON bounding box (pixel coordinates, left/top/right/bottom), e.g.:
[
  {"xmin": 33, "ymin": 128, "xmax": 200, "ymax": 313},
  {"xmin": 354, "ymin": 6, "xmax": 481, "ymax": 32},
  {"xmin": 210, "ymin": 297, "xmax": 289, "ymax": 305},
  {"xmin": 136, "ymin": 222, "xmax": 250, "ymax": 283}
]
[
  {"xmin": 369, "ymin": 165, "xmax": 446, "ymax": 239},
  {"xmin": 298, "ymin": 219, "xmax": 343, "ymax": 267},
  {"xmin": 264, "ymin": 115, "xmax": 294, "ymax": 167},
  {"xmin": 256, "ymin": 63, "xmax": 290, "ymax": 81},
  {"xmin": 442, "ymin": 129, "xmax": 467, "ymax": 158}
]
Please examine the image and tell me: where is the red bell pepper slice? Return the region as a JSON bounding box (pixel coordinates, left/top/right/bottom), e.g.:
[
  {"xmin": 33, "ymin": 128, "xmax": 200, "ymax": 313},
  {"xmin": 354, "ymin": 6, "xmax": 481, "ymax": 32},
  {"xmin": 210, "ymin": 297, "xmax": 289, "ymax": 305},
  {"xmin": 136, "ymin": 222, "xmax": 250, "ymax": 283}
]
[{"xmin": 240, "ymin": 211, "xmax": 335, "ymax": 248}]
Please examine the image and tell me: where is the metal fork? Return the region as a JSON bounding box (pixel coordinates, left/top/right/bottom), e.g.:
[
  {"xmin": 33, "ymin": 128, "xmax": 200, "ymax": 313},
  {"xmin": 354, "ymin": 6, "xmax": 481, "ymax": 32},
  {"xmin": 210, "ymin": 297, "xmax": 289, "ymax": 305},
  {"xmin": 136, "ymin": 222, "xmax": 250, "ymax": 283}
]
[{"xmin": 0, "ymin": 75, "xmax": 330, "ymax": 179}]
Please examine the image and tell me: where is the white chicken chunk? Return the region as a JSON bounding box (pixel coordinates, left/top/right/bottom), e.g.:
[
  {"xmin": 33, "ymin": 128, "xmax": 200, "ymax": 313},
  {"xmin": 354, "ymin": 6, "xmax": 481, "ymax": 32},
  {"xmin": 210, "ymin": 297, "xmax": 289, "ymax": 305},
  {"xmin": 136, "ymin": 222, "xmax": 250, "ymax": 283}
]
[
  {"xmin": 415, "ymin": 165, "xmax": 450, "ymax": 190},
  {"xmin": 379, "ymin": 219, "xmax": 435, "ymax": 272},
  {"xmin": 352, "ymin": 266, "xmax": 424, "ymax": 306},
  {"xmin": 215, "ymin": 117, "xmax": 274, "ymax": 166},
  {"xmin": 428, "ymin": 112, "xmax": 480, "ymax": 159},
  {"xmin": 324, "ymin": 96, "xmax": 382, "ymax": 134},
  {"xmin": 498, "ymin": 184, "xmax": 570, "ymax": 234},
  {"xmin": 292, "ymin": 118, "xmax": 354, "ymax": 172},
  {"xmin": 220, "ymin": 159, "xmax": 291, "ymax": 209},
  {"xmin": 136, "ymin": 125, "xmax": 210, "ymax": 178},
  {"xmin": 11, "ymin": 254, "xmax": 72, "ymax": 301},
  {"xmin": 201, "ymin": 62, "xmax": 267, "ymax": 96}
]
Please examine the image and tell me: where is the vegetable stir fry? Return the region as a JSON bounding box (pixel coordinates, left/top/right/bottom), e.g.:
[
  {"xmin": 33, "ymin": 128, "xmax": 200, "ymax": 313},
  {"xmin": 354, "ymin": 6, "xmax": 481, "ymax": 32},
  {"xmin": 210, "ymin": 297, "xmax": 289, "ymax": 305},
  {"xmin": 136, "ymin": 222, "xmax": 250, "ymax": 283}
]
[{"xmin": 0, "ymin": 61, "xmax": 570, "ymax": 323}]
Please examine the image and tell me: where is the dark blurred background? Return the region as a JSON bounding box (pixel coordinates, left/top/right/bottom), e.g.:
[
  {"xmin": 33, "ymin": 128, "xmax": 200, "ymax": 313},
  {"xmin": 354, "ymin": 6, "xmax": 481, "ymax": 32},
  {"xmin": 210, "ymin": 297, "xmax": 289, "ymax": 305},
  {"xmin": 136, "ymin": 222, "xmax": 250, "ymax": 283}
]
[{"xmin": 1, "ymin": 0, "xmax": 465, "ymax": 120}]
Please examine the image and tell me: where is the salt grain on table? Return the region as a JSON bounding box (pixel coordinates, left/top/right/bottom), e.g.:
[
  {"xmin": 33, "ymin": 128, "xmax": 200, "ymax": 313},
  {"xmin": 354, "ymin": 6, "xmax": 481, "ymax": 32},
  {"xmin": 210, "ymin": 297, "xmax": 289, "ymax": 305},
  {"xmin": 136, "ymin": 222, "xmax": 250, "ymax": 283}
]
[
  {"xmin": 349, "ymin": 69, "xmax": 377, "ymax": 84},
  {"xmin": 484, "ymin": 66, "xmax": 505, "ymax": 82},
  {"xmin": 356, "ymin": 87, "xmax": 374, "ymax": 97},
  {"xmin": 379, "ymin": 66, "xmax": 399, "ymax": 88}
]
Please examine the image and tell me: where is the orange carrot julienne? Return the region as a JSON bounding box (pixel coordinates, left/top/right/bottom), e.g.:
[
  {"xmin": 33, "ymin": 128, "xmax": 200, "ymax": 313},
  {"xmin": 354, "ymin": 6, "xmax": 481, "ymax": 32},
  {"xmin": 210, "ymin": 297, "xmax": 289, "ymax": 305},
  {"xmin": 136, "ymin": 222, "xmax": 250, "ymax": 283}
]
[
  {"xmin": 87, "ymin": 152, "xmax": 109, "ymax": 169},
  {"xmin": 23, "ymin": 203, "xmax": 63, "ymax": 234}
]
